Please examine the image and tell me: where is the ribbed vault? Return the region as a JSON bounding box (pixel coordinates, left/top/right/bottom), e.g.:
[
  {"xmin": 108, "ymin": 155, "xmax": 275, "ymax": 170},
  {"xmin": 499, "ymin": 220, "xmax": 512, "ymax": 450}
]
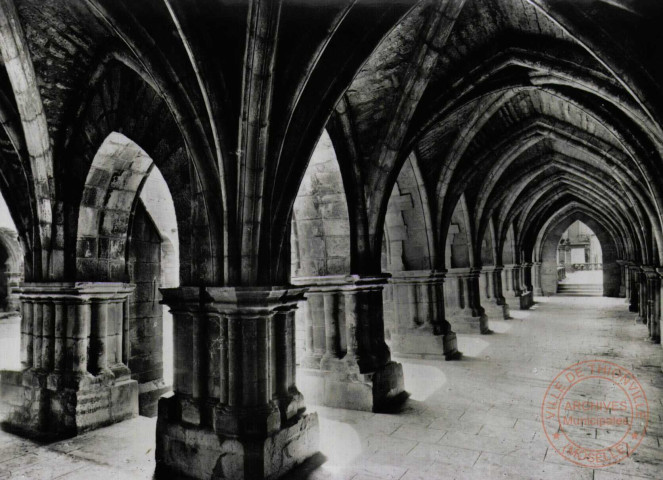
[{"xmin": 1, "ymin": 0, "xmax": 663, "ymax": 475}]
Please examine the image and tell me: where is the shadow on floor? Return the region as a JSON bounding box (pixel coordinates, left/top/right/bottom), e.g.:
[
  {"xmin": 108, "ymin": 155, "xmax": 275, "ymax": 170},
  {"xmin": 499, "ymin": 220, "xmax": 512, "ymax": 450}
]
[{"xmin": 281, "ymin": 453, "xmax": 328, "ymax": 479}]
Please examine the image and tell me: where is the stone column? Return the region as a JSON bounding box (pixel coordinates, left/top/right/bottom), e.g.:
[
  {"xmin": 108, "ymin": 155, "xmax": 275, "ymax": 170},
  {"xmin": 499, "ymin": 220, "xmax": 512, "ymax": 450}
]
[
  {"xmin": 522, "ymin": 262, "xmax": 533, "ymax": 291},
  {"xmin": 157, "ymin": 286, "xmax": 318, "ymax": 480},
  {"xmin": 445, "ymin": 268, "xmax": 491, "ymax": 334},
  {"xmin": 623, "ymin": 262, "xmax": 631, "ymax": 305},
  {"xmin": 521, "ymin": 262, "xmax": 534, "ymax": 308},
  {"xmin": 502, "ymin": 264, "xmax": 532, "ymax": 309},
  {"xmin": 627, "ymin": 264, "xmax": 639, "ymax": 312},
  {"xmin": 637, "ymin": 267, "xmax": 647, "ymax": 324},
  {"xmin": 616, "ymin": 260, "xmax": 627, "ymax": 298},
  {"xmin": 532, "ymin": 262, "xmax": 543, "ymax": 296},
  {"xmin": 644, "ymin": 267, "xmax": 660, "ymax": 343},
  {"xmin": 0, "ymin": 283, "xmax": 137, "ymax": 439},
  {"xmin": 291, "ymin": 275, "xmax": 407, "ymax": 412},
  {"xmin": 502, "ymin": 264, "xmax": 519, "ymax": 297},
  {"xmin": 479, "ymin": 266, "xmax": 509, "ymax": 320},
  {"xmin": 3, "ymin": 270, "xmax": 21, "ymax": 311},
  {"xmin": 385, "ymin": 270, "xmax": 461, "ymax": 360}
]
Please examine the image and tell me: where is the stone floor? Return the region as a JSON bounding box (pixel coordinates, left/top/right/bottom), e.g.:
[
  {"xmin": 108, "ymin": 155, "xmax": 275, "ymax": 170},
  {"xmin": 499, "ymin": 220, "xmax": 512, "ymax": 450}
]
[{"xmin": 0, "ymin": 296, "xmax": 661, "ymax": 479}]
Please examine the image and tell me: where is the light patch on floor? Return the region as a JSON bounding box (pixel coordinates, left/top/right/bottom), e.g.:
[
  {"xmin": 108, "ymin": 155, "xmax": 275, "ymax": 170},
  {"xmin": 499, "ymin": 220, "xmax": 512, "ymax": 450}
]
[
  {"xmin": 318, "ymin": 418, "xmax": 364, "ymax": 466},
  {"xmin": 456, "ymin": 335, "xmax": 491, "ymax": 357},
  {"xmin": 400, "ymin": 361, "xmax": 446, "ymax": 401},
  {"xmin": 485, "ymin": 319, "xmax": 513, "ymax": 333}
]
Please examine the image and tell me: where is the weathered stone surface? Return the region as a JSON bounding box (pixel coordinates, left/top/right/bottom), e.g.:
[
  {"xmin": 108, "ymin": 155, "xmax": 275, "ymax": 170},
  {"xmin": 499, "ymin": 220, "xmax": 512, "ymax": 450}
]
[
  {"xmin": 384, "ymin": 270, "xmax": 461, "ymax": 360},
  {"xmin": 445, "ymin": 268, "xmax": 491, "ymax": 334},
  {"xmin": 0, "ymin": 283, "xmax": 138, "ymax": 439},
  {"xmin": 293, "ymin": 275, "xmax": 408, "ymax": 412},
  {"xmin": 1, "ymin": 0, "xmax": 662, "ymax": 478},
  {"xmin": 156, "ymin": 394, "xmax": 318, "ymax": 480}
]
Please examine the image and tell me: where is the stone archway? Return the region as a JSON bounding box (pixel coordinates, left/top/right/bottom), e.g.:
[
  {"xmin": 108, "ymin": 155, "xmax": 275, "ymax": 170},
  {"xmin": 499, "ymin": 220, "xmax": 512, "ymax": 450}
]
[
  {"xmin": 0, "ymin": 228, "xmax": 22, "ymax": 313},
  {"xmin": 537, "ymin": 212, "xmax": 620, "ymax": 297}
]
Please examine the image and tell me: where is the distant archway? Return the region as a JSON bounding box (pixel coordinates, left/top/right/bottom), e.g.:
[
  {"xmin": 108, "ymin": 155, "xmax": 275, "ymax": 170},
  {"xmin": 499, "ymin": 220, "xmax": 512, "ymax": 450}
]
[
  {"xmin": 537, "ymin": 213, "xmax": 619, "ymax": 296},
  {"xmin": 557, "ymin": 220, "xmax": 603, "ymax": 270},
  {"xmin": 0, "ymin": 192, "xmax": 22, "ymax": 312},
  {"xmin": 0, "ymin": 228, "xmax": 22, "ymax": 312}
]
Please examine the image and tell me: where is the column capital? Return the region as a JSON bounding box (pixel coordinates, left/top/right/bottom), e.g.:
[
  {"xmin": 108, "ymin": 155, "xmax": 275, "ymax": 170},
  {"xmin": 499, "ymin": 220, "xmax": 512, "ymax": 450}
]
[
  {"xmin": 446, "ymin": 267, "xmax": 479, "ymax": 278},
  {"xmin": 204, "ymin": 286, "xmax": 307, "ymax": 316},
  {"xmin": 292, "ymin": 274, "xmax": 390, "ymax": 292},
  {"xmin": 16, "ymin": 282, "xmax": 135, "ymax": 302},
  {"xmin": 640, "ymin": 265, "xmax": 656, "ymax": 274},
  {"xmin": 388, "ymin": 270, "xmax": 446, "ymax": 285},
  {"xmin": 161, "ymin": 285, "xmax": 308, "ymax": 316}
]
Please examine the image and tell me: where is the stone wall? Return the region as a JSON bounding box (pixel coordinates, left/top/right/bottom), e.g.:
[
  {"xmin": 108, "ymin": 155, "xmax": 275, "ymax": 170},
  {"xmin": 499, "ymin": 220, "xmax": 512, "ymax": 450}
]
[
  {"xmin": 128, "ymin": 202, "xmax": 169, "ymax": 416},
  {"xmin": 291, "ymin": 131, "xmax": 351, "ymax": 277}
]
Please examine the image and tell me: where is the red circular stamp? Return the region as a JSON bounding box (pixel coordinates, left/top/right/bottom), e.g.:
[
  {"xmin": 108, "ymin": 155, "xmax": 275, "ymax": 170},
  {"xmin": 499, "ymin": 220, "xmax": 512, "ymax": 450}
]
[{"xmin": 541, "ymin": 360, "xmax": 649, "ymax": 468}]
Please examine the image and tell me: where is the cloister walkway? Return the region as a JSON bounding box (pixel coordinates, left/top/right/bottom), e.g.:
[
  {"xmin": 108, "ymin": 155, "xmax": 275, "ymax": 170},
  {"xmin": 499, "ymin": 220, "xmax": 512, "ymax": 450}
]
[{"xmin": 0, "ymin": 296, "xmax": 661, "ymax": 479}]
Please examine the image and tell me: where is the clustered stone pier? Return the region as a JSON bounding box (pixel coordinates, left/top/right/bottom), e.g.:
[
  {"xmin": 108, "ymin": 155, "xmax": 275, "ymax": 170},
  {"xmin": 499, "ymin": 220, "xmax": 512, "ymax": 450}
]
[
  {"xmin": 293, "ymin": 275, "xmax": 406, "ymax": 411},
  {"xmin": 0, "ymin": 283, "xmax": 137, "ymax": 439},
  {"xmin": 156, "ymin": 286, "xmax": 318, "ymax": 480}
]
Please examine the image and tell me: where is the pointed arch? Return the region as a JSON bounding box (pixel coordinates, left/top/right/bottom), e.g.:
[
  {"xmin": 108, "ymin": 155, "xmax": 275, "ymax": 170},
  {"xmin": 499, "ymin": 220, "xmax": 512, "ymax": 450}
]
[{"xmin": 445, "ymin": 194, "xmax": 474, "ymax": 269}]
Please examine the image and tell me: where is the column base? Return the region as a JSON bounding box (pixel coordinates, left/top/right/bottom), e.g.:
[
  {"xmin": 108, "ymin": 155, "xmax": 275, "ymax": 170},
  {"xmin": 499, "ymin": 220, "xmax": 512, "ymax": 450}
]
[
  {"xmin": 389, "ymin": 329, "xmax": 462, "ymax": 361},
  {"xmin": 449, "ymin": 312, "xmax": 492, "ymax": 335},
  {"xmin": 482, "ymin": 302, "xmax": 509, "ymax": 320},
  {"xmin": 156, "ymin": 394, "xmax": 319, "ymax": 480},
  {"xmin": 138, "ymin": 379, "xmax": 172, "ymax": 417},
  {"xmin": 533, "ymin": 288, "xmax": 544, "ymax": 296},
  {"xmin": 518, "ymin": 292, "xmax": 534, "ymax": 309},
  {"xmin": 0, "ymin": 369, "xmax": 138, "ymax": 440},
  {"xmin": 297, "ymin": 361, "xmax": 407, "ymax": 412}
]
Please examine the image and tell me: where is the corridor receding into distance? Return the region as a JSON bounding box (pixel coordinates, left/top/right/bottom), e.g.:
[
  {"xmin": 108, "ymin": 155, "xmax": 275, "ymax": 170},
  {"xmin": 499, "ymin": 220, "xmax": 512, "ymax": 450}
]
[
  {"xmin": 0, "ymin": 296, "xmax": 661, "ymax": 479},
  {"xmin": 0, "ymin": 0, "xmax": 662, "ymax": 479}
]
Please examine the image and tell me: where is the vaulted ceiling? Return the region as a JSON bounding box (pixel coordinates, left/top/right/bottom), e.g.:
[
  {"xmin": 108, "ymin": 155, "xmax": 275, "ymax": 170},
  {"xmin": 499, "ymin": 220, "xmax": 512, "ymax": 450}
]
[{"xmin": 0, "ymin": 0, "xmax": 662, "ymax": 282}]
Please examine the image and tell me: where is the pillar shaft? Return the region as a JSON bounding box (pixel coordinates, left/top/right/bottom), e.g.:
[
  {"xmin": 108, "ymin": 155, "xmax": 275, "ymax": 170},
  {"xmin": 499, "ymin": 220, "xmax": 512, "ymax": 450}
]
[
  {"xmin": 480, "ymin": 266, "xmax": 510, "ymax": 320},
  {"xmin": 502, "ymin": 264, "xmax": 533, "ymax": 309},
  {"xmin": 532, "ymin": 262, "xmax": 543, "ymax": 296},
  {"xmin": 445, "ymin": 268, "xmax": 491, "ymax": 334},
  {"xmin": 291, "ymin": 275, "xmax": 406, "ymax": 411},
  {"xmin": 643, "ymin": 267, "xmax": 660, "ymax": 342},
  {"xmin": 638, "ymin": 268, "xmax": 647, "ymax": 323},
  {"xmin": 1, "ymin": 282, "xmax": 137, "ymax": 439},
  {"xmin": 157, "ymin": 286, "xmax": 318, "ymax": 480},
  {"xmin": 385, "ymin": 270, "xmax": 461, "ymax": 360},
  {"xmin": 616, "ymin": 260, "xmax": 627, "ymax": 298},
  {"xmin": 20, "ymin": 300, "xmax": 33, "ymax": 369},
  {"xmin": 628, "ymin": 264, "xmax": 640, "ymax": 312},
  {"xmin": 522, "ymin": 262, "xmax": 533, "ymax": 292}
]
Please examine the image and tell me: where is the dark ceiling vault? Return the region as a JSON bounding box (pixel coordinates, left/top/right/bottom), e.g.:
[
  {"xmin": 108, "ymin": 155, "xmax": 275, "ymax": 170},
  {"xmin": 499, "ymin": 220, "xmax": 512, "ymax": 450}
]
[{"xmin": 0, "ymin": 0, "xmax": 662, "ymax": 284}]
